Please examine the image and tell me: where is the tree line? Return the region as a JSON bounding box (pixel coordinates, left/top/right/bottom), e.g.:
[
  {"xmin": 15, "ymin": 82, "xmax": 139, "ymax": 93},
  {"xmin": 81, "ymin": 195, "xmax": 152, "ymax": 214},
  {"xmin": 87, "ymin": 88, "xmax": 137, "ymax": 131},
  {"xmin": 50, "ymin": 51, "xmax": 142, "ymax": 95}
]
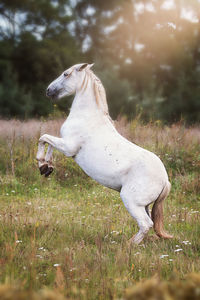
[{"xmin": 0, "ymin": 0, "xmax": 200, "ymax": 123}]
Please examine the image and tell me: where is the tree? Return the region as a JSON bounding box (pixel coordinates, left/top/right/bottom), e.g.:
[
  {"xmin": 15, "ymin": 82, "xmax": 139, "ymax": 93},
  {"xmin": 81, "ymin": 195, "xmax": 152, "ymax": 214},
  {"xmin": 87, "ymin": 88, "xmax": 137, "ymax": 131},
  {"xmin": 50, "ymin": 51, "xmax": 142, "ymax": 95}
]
[
  {"xmin": 73, "ymin": 0, "xmax": 200, "ymax": 123},
  {"xmin": 0, "ymin": 0, "xmax": 80, "ymax": 118}
]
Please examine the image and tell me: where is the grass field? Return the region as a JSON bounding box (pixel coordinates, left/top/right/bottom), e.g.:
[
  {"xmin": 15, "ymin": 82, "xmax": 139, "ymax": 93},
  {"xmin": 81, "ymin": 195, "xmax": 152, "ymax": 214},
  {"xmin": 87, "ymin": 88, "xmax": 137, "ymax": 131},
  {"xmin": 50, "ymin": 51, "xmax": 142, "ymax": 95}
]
[{"xmin": 0, "ymin": 118, "xmax": 199, "ymax": 299}]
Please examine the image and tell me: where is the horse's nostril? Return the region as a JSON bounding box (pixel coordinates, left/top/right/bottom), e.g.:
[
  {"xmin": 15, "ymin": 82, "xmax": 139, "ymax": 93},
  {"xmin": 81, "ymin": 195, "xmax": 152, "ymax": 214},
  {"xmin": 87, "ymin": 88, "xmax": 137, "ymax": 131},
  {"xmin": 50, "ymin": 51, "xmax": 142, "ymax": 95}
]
[{"xmin": 46, "ymin": 88, "xmax": 50, "ymax": 96}]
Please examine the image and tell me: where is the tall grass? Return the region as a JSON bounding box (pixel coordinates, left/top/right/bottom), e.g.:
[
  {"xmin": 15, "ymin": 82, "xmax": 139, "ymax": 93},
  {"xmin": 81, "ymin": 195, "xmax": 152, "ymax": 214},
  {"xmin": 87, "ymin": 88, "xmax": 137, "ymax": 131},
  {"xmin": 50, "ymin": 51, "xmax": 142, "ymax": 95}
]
[{"xmin": 0, "ymin": 118, "xmax": 199, "ymax": 299}]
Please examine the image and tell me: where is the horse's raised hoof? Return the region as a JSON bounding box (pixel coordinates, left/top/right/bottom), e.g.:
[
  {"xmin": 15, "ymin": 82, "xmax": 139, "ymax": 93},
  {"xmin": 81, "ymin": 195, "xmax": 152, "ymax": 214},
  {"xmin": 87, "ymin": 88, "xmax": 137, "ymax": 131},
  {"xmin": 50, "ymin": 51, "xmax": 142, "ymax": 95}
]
[
  {"xmin": 39, "ymin": 164, "xmax": 48, "ymax": 175},
  {"xmin": 45, "ymin": 167, "xmax": 54, "ymax": 177}
]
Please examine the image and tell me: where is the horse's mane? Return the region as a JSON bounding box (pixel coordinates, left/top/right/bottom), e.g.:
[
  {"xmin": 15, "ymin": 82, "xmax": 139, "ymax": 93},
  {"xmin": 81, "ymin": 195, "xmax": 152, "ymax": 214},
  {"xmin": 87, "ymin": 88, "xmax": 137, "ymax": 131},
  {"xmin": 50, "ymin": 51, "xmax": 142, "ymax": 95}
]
[{"xmin": 87, "ymin": 70, "xmax": 111, "ymax": 118}]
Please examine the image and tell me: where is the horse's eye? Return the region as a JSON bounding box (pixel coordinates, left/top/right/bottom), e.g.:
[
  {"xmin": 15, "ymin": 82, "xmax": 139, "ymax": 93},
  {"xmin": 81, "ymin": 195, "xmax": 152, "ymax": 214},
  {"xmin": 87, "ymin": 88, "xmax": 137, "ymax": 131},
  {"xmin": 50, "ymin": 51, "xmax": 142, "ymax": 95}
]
[{"xmin": 64, "ymin": 72, "xmax": 68, "ymax": 77}]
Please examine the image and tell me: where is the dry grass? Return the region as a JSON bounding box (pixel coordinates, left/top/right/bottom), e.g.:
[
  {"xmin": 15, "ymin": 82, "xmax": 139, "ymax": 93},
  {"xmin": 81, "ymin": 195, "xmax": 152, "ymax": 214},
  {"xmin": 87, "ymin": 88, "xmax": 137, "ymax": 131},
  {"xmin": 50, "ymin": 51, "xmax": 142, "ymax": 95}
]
[
  {"xmin": 0, "ymin": 117, "xmax": 199, "ymax": 299},
  {"xmin": 0, "ymin": 119, "xmax": 63, "ymax": 139}
]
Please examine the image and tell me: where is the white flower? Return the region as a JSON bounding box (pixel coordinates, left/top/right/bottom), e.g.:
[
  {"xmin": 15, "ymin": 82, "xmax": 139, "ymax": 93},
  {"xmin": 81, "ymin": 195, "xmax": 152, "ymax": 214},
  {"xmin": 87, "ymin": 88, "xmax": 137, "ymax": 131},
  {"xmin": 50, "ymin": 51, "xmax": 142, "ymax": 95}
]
[
  {"xmin": 174, "ymin": 248, "xmax": 183, "ymax": 252},
  {"xmin": 16, "ymin": 240, "xmax": 22, "ymax": 243},
  {"xmin": 182, "ymin": 241, "xmax": 191, "ymax": 245},
  {"xmin": 53, "ymin": 264, "xmax": 61, "ymax": 267},
  {"xmin": 160, "ymin": 254, "xmax": 169, "ymax": 259}
]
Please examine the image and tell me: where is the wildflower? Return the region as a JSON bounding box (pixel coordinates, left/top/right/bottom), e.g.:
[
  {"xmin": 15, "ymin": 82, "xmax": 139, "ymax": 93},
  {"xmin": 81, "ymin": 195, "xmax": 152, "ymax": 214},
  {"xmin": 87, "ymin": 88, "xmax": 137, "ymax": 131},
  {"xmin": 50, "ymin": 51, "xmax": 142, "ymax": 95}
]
[
  {"xmin": 11, "ymin": 190, "xmax": 15, "ymax": 193},
  {"xmin": 16, "ymin": 240, "xmax": 22, "ymax": 244},
  {"xmin": 38, "ymin": 247, "xmax": 46, "ymax": 251},
  {"xmin": 182, "ymin": 241, "xmax": 191, "ymax": 245},
  {"xmin": 70, "ymin": 268, "xmax": 76, "ymax": 272},
  {"xmin": 110, "ymin": 230, "xmax": 120, "ymax": 235},
  {"xmin": 160, "ymin": 254, "xmax": 169, "ymax": 259},
  {"xmin": 174, "ymin": 248, "xmax": 183, "ymax": 252},
  {"xmin": 53, "ymin": 263, "xmax": 61, "ymax": 267}
]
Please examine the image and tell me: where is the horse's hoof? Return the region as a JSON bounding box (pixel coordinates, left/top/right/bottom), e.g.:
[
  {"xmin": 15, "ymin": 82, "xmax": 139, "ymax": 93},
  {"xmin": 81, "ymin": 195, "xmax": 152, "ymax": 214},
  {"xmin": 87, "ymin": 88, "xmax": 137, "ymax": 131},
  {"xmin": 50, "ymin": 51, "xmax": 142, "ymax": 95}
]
[
  {"xmin": 39, "ymin": 164, "xmax": 48, "ymax": 175},
  {"xmin": 45, "ymin": 167, "xmax": 54, "ymax": 177}
]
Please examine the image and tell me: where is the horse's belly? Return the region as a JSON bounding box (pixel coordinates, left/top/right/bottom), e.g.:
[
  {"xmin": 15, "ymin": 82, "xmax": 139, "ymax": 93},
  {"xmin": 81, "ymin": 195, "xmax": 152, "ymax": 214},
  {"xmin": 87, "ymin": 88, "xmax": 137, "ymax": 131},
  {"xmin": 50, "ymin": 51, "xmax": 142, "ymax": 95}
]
[{"xmin": 74, "ymin": 147, "xmax": 126, "ymax": 191}]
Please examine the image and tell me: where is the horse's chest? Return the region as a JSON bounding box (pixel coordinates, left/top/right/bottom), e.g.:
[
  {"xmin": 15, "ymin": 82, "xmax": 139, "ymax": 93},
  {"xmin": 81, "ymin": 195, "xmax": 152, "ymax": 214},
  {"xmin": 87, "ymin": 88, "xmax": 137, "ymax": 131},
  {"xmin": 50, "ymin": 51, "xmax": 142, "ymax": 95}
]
[{"xmin": 60, "ymin": 119, "xmax": 83, "ymax": 140}]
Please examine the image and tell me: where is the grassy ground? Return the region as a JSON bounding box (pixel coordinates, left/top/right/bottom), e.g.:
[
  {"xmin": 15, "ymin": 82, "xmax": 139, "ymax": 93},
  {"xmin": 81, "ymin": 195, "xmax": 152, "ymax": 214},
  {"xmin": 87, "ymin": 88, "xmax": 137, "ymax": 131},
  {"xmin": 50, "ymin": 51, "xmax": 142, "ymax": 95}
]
[{"xmin": 0, "ymin": 118, "xmax": 199, "ymax": 299}]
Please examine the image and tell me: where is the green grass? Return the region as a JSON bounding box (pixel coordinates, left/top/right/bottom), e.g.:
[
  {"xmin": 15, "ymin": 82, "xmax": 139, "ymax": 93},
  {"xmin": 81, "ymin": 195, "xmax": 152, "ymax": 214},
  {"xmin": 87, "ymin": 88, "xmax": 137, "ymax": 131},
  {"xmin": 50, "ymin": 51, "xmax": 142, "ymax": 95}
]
[{"xmin": 0, "ymin": 119, "xmax": 199, "ymax": 299}]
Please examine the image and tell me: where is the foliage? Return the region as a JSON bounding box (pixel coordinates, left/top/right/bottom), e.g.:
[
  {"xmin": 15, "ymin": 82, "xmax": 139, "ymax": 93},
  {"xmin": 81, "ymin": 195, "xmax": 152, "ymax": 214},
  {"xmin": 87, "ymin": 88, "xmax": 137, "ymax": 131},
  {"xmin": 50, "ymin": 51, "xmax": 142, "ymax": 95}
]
[
  {"xmin": 0, "ymin": 0, "xmax": 80, "ymax": 118},
  {"xmin": 0, "ymin": 66, "xmax": 33, "ymax": 118},
  {"xmin": 0, "ymin": 118, "xmax": 199, "ymax": 299},
  {"xmin": 0, "ymin": 0, "xmax": 200, "ymax": 121}
]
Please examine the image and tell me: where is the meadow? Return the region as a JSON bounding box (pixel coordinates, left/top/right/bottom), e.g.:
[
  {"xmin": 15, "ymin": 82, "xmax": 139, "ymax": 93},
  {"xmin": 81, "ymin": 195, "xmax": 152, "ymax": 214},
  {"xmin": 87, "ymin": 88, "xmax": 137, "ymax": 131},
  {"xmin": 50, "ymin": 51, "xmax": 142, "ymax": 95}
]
[{"xmin": 0, "ymin": 118, "xmax": 199, "ymax": 299}]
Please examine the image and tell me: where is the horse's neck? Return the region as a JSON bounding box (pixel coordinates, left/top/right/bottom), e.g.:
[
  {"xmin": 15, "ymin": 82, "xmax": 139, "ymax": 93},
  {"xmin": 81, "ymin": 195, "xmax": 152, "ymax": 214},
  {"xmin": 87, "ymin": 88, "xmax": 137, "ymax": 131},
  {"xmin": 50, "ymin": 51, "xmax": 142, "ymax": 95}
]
[
  {"xmin": 70, "ymin": 76, "xmax": 106, "ymax": 119},
  {"xmin": 68, "ymin": 73, "xmax": 115, "ymax": 130},
  {"xmin": 71, "ymin": 87, "xmax": 96, "ymax": 113}
]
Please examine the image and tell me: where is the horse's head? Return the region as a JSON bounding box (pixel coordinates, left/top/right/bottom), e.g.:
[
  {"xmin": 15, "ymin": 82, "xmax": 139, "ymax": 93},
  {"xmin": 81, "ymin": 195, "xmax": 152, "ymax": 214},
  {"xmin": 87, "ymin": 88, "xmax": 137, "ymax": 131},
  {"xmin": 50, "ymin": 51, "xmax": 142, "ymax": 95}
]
[{"xmin": 46, "ymin": 63, "xmax": 94, "ymax": 100}]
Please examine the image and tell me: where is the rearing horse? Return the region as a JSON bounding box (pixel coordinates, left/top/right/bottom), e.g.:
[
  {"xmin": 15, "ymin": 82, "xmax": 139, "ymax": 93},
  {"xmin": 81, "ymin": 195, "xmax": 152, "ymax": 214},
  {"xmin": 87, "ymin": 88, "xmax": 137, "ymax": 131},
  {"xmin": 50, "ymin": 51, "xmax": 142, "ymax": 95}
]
[{"xmin": 36, "ymin": 63, "xmax": 173, "ymax": 244}]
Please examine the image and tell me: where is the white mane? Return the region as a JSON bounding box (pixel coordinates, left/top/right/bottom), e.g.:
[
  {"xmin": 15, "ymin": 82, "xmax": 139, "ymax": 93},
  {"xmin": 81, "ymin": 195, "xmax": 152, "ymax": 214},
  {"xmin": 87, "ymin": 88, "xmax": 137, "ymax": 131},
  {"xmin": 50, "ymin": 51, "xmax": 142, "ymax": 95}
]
[{"xmin": 83, "ymin": 69, "xmax": 110, "ymax": 118}]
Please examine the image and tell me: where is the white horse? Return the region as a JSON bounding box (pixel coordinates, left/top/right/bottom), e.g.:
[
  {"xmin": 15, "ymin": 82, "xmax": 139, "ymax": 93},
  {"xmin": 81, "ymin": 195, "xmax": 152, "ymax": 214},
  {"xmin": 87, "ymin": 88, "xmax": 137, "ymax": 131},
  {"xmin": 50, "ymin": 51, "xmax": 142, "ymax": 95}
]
[{"xmin": 36, "ymin": 63, "xmax": 173, "ymax": 244}]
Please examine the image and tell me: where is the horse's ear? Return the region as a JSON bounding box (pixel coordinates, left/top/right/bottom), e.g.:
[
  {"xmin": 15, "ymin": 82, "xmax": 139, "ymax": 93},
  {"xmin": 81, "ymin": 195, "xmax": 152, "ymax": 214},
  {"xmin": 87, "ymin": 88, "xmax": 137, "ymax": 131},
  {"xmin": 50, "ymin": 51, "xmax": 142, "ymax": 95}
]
[
  {"xmin": 88, "ymin": 63, "xmax": 94, "ymax": 69},
  {"xmin": 77, "ymin": 63, "xmax": 88, "ymax": 72}
]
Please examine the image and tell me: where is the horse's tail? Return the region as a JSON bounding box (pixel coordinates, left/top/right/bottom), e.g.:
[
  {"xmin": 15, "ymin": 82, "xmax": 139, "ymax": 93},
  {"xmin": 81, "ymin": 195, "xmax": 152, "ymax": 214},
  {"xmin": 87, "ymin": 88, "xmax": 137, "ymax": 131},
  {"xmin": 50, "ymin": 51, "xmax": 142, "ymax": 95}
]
[{"xmin": 151, "ymin": 182, "xmax": 173, "ymax": 239}]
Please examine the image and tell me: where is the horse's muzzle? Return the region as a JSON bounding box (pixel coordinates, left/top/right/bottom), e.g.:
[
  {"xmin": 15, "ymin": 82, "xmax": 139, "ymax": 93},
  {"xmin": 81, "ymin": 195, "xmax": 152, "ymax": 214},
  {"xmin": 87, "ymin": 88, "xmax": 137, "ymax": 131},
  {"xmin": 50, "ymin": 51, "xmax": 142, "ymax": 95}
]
[{"xmin": 46, "ymin": 87, "xmax": 58, "ymax": 99}]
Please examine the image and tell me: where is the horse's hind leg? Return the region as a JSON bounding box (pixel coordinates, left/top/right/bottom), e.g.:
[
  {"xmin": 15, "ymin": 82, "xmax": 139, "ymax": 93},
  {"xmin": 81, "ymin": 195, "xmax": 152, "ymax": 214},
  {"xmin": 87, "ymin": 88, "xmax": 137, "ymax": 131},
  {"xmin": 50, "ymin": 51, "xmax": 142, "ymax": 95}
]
[{"xmin": 120, "ymin": 187, "xmax": 153, "ymax": 244}]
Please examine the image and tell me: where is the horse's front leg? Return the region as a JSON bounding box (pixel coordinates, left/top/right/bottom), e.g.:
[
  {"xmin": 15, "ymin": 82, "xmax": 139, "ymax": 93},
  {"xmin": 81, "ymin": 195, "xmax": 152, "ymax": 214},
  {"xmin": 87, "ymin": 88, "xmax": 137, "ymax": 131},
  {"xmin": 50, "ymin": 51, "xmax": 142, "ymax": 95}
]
[
  {"xmin": 36, "ymin": 134, "xmax": 78, "ymax": 176},
  {"xmin": 39, "ymin": 145, "xmax": 54, "ymax": 177}
]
